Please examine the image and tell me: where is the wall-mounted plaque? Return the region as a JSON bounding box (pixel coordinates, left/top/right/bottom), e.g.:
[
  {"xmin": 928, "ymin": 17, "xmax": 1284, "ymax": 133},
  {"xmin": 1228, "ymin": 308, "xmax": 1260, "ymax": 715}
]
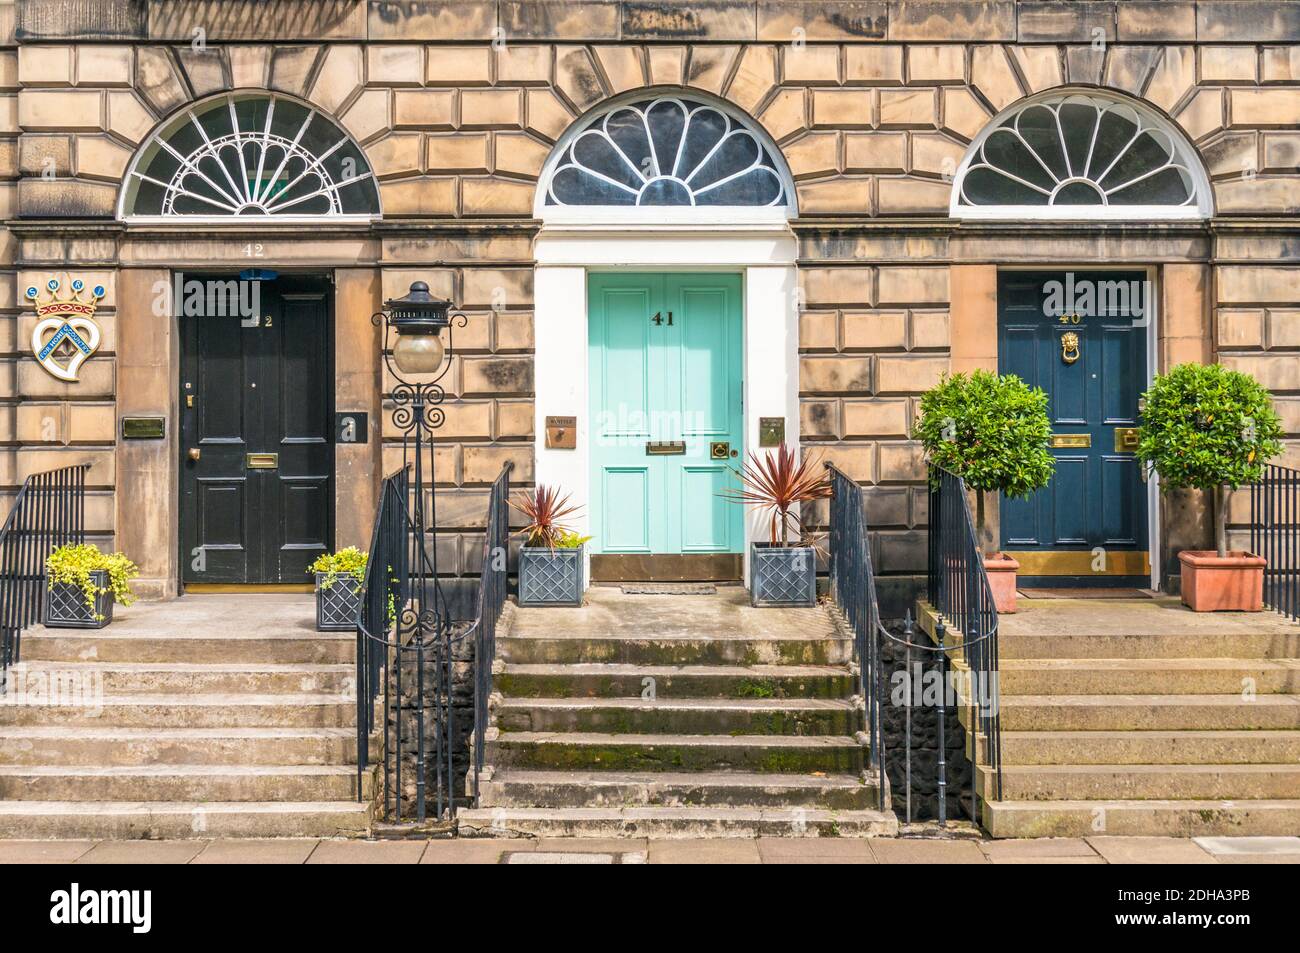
[
  {"xmin": 336, "ymin": 412, "xmax": 369, "ymax": 444},
  {"xmin": 122, "ymin": 417, "xmax": 166, "ymax": 440},
  {"xmin": 546, "ymin": 415, "xmax": 577, "ymax": 449},
  {"xmin": 759, "ymin": 417, "xmax": 785, "ymax": 448}
]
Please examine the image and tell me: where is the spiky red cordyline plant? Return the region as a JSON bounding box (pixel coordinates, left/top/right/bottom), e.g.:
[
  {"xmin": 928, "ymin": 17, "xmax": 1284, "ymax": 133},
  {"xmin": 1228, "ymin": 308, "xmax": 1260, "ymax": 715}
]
[
  {"xmin": 509, "ymin": 484, "xmax": 582, "ymax": 550},
  {"xmin": 721, "ymin": 445, "xmax": 831, "ymax": 547}
]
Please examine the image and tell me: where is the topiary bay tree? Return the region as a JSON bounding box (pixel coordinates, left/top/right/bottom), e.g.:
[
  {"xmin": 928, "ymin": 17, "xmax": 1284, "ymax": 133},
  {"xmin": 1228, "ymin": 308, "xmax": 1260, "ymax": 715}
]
[
  {"xmin": 914, "ymin": 370, "xmax": 1055, "ymax": 554},
  {"xmin": 1137, "ymin": 362, "xmax": 1282, "ymax": 559}
]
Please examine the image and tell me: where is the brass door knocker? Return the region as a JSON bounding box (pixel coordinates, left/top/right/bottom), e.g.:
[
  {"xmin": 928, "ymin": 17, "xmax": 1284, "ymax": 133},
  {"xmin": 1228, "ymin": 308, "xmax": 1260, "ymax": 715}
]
[{"xmin": 1060, "ymin": 331, "xmax": 1080, "ymax": 365}]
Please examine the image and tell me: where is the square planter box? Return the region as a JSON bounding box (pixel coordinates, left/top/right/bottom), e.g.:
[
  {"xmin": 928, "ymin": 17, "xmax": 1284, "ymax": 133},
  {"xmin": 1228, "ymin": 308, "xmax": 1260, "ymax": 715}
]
[
  {"xmin": 750, "ymin": 542, "xmax": 817, "ymax": 608},
  {"xmin": 1178, "ymin": 551, "xmax": 1266, "ymax": 612},
  {"xmin": 983, "ymin": 553, "xmax": 1019, "ymax": 614},
  {"xmin": 44, "ymin": 570, "xmax": 113, "ymax": 629},
  {"xmin": 518, "ymin": 545, "xmax": 584, "ymax": 607},
  {"xmin": 316, "ymin": 572, "xmax": 363, "ymax": 631}
]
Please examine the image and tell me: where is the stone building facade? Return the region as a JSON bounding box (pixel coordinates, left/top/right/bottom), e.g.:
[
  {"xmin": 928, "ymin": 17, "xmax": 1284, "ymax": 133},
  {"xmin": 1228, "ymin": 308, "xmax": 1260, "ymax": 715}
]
[{"xmin": 1, "ymin": 0, "xmax": 1298, "ymax": 600}]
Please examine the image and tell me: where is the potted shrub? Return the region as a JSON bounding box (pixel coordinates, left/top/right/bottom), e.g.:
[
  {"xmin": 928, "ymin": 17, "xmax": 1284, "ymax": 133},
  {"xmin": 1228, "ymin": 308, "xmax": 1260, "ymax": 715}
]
[
  {"xmin": 723, "ymin": 444, "xmax": 831, "ymax": 608},
  {"xmin": 512, "ymin": 485, "xmax": 589, "ymax": 607},
  {"xmin": 915, "ymin": 371, "xmax": 1054, "ymax": 613},
  {"xmin": 1137, "ymin": 363, "xmax": 1282, "ymax": 612},
  {"xmin": 44, "ymin": 543, "xmax": 139, "ymax": 628},
  {"xmin": 309, "ymin": 546, "xmax": 368, "ymax": 631}
]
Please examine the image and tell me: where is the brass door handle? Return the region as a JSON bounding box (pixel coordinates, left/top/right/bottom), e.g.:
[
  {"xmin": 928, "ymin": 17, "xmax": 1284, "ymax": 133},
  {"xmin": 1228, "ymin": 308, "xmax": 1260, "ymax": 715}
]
[{"xmin": 188, "ymin": 448, "xmax": 201, "ymax": 461}]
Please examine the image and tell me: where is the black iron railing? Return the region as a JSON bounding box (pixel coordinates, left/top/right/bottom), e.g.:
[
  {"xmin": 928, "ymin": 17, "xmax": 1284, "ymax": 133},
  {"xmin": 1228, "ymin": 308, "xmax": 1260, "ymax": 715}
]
[
  {"xmin": 355, "ymin": 462, "xmax": 513, "ymax": 824},
  {"xmin": 826, "ymin": 465, "xmax": 998, "ymax": 821},
  {"xmin": 356, "ymin": 466, "xmax": 409, "ymax": 805},
  {"xmin": 1250, "ymin": 463, "xmax": 1300, "ymax": 621},
  {"xmin": 927, "ymin": 465, "xmax": 1002, "ymax": 803},
  {"xmin": 469, "ymin": 461, "xmax": 512, "ymax": 801},
  {"xmin": 0, "ymin": 464, "xmax": 89, "ymax": 680}
]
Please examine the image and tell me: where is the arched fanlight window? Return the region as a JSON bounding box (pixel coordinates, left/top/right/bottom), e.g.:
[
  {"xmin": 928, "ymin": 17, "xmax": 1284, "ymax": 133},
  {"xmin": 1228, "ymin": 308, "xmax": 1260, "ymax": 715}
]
[
  {"xmin": 952, "ymin": 91, "xmax": 1211, "ymax": 220},
  {"xmin": 120, "ymin": 92, "xmax": 381, "ymax": 221},
  {"xmin": 537, "ymin": 94, "xmax": 794, "ymax": 220}
]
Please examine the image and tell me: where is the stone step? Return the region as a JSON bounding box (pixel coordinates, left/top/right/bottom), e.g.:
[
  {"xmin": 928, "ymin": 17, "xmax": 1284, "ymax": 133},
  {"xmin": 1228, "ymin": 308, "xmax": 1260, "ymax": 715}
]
[
  {"xmin": 10, "ymin": 660, "xmax": 357, "ymax": 695},
  {"xmin": 0, "ymin": 726, "xmax": 358, "ymax": 766},
  {"xmin": 999, "ymin": 659, "xmax": 1300, "ymax": 695},
  {"xmin": 487, "ymin": 731, "xmax": 865, "ymax": 774},
  {"xmin": 498, "ymin": 636, "xmax": 852, "ymax": 666},
  {"xmin": 0, "ymin": 800, "xmax": 370, "ymax": 839},
  {"xmin": 0, "ymin": 764, "xmax": 367, "ymax": 802},
  {"xmin": 495, "ymin": 697, "xmax": 859, "ymax": 736},
  {"xmin": 996, "ymin": 730, "xmax": 1300, "ymax": 765},
  {"xmin": 981, "ymin": 798, "xmax": 1300, "ymax": 839},
  {"xmin": 497, "ymin": 663, "xmax": 854, "ymax": 699},
  {"xmin": 476, "ymin": 768, "xmax": 883, "ymax": 811},
  {"xmin": 457, "ymin": 805, "xmax": 897, "ymax": 839},
  {"xmin": 998, "ymin": 630, "xmax": 1300, "ymax": 660},
  {"xmin": 980, "ymin": 763, "xmax": 1300, "ymax": 801},
  {"xmin": 0, "ymin": 693, "xmax": 357, "ymax": 728},
  {"xmin": 993, "ymin": 695, "xmax": 1300, "ymax": 732},
  {"xmin": 21, "ymin": 631, "xmax": 355, "ymax": 665}
]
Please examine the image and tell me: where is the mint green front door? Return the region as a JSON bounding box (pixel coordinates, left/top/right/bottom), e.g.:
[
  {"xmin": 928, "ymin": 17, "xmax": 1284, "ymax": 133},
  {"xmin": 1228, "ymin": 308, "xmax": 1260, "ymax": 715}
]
[{"xmin": 589, "ymin": 273, "xmax": 744, "ymax": 555}]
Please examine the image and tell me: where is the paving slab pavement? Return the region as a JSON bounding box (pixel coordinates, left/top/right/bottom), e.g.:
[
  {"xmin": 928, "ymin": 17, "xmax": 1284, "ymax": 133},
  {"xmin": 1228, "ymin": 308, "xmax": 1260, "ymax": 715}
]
[
  {"xmin": 74, "ymin": 841, "xmax": 209, "ymax": 864},
  {"xmin": 192, "ymin": 839, "xmax": 319, "ymax": 864},
  {"xmin": 2, "ymin": 835, "xmax": 1297, "ymax": 863},
  {"xmin": 0, "ymin": 840, "xmax": 95, "ymax": 863},
  {"xmin": 1085, "ymin": 836, "xmax": 1217, "ymax": 864}
]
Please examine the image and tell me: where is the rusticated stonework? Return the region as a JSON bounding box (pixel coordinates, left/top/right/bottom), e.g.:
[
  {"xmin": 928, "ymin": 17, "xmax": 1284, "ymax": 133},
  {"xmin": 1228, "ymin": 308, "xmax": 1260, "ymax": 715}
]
[{"xmin": 1, "ymin": 1, "xmax": 1297, "ymax": 594}]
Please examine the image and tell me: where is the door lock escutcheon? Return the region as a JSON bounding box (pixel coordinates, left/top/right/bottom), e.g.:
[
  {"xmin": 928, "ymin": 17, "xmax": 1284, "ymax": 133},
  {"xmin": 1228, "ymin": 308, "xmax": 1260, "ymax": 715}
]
[
  {"xmin": 1114, "ymin": 427, "xmax": 1140, "ymax": 453},
  {"xmin": 710, "ymin": 441, "xmax": 732, "ymax": 460}
]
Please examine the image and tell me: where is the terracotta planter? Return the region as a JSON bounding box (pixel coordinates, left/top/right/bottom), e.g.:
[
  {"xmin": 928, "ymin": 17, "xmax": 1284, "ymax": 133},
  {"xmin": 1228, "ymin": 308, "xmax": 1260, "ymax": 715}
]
[
  {"xmin": 1178, "ymin": 550, "xmax": 1266, "ymax": 612},
  {"xmin": 983, "ymin": 553, "xmax": 1019, "ymax": 614}
]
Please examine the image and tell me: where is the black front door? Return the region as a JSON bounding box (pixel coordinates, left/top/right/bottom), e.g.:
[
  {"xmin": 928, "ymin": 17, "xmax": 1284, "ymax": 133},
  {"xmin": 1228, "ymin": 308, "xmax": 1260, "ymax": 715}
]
[
  {"xmin": 998, "ymin": 270, "xmax": 1150, "ymax": 586},
  {"xmin": 180, "ymin": 275, "xmax": 334, "ymax": 585}
]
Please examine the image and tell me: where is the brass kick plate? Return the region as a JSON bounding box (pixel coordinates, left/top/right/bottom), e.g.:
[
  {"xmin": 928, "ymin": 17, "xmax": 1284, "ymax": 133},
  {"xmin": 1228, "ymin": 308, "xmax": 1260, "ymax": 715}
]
[
  {"xmin": 246, "ymin": 452, "xmax": 279, "ymax": 469},
  {"xmin": 1114, "ymin": 426, "xmax": 1140, "ymax": 453},
  {"xmin": 646, "ymin": 441, "xmax": 686, "ymax": 455},
  {"xmin": 1050, "ymin": 434, "xmax": 1091, "ymax": 449}
]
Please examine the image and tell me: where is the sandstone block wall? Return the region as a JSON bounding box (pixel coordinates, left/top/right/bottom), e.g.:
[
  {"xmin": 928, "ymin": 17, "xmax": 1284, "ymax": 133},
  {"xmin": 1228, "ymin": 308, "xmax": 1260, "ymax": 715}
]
[{"xmin": 0, "ymin": 1, "xmax": 1295, "ymax": 586}]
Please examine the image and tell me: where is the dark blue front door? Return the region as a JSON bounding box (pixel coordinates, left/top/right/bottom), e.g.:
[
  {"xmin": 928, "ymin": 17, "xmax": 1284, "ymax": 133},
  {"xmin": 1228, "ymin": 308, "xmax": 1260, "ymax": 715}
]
[{"xmin": 998, "ymin": 271, "xmax": 1149, "ymax": 586}]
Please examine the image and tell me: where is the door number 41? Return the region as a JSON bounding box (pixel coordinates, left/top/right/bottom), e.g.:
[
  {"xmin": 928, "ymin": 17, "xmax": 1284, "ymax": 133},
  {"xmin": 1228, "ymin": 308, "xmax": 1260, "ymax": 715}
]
[{"xmin": 651, "ymin": 311, "xmax": 674, "ymax": 326}]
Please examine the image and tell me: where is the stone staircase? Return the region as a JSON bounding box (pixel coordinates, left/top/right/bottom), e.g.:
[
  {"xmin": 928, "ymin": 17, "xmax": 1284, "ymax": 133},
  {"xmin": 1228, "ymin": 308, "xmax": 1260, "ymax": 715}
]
[
  {"xmin": 0, "ymin": 595, "xmax": 369, "ymax": 838},
  {"xmin": 944, "ymin": 597, "xmax": 1300, "ymax": 837},
  {"xmin": 458, "ymin": 587, "xmax": 897, "ymax": 838}
]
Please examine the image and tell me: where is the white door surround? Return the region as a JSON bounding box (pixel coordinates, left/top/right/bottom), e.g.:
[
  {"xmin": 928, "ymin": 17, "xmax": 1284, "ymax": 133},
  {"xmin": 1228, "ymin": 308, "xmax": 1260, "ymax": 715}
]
[{"xmin": 532, "ymin": 223, "xmax": 800, "ymax": 584}]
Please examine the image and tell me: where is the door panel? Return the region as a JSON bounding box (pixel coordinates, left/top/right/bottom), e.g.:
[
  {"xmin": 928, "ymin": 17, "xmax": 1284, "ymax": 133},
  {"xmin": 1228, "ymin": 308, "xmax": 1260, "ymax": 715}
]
[
  {"xmin": 181, "ymin": 275, "xmax": 333, "ymax": 585},
  {"xmin": 589, "ymin": 273, "xmax": 743, "ymax": 557},
  {"xmin": 998, "ymin": 271, "xmax": 1149, "ymax": 582}
]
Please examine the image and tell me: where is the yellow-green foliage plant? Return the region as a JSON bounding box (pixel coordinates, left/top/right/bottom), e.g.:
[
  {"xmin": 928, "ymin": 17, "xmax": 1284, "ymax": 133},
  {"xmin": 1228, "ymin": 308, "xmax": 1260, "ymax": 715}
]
[
  {"xmin": 46, "ymin": 543, "xmax": 139, "ymax": 618},
  {"xmin": 308, "ymin": 546, "xmax": 368, "ymax": 593}
]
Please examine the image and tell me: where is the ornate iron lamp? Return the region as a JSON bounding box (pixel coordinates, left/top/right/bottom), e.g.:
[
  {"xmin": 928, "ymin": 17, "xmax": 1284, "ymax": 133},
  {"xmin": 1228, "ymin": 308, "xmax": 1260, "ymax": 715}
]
[{"xmin": 369, "ymin": 280, "xmax": 468, "ymax": 823}]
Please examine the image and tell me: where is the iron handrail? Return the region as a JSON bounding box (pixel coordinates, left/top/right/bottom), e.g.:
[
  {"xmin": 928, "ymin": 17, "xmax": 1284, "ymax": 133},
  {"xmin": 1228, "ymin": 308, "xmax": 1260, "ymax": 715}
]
[
  {"xmin": 825, "ymin": 462, "xmax": 1002, "ymax": 824},
  {"xmin": 467, "ymin": 461, "xmax": 512, "ymax": 803},
  {"xmin": 355, "ymin": 462, "xmax": 513, "ymax": 824},
  {"xmin": 0, "ymin": 464, "xmax": 90, "ymax": 680},
  {"xmin": 926, "ymin": 465, "xmax": 1002, "ymax": 803},
  {"xmin": 1250, "ymin": 463, "xmax": 1300, "ymax": 621}
]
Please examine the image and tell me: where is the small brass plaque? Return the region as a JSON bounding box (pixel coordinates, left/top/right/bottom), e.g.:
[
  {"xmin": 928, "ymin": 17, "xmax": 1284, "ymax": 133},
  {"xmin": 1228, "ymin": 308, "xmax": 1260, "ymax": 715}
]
[
  {"xmin": 1050, "ymin": 433, "xmax": 1091, "ymax": 449},
  {"xmin": 759, "ymin": 417, "xmax": 785, "ymax": 448},
  {"xmin": 1114, "ymin": 426, "xmax": 1140, "ymax": 453},
  {"xmin": 545, "ymin": 415, "xmax": 576, "ymax": 450},
  {"xmin": 246, "ymin": 452, "xmax": 279, "ymax": 470},
  {"xmin": 121, "ymin": 417, "xmax": 165, "ymax": 440},
  {"xmin": 646, "ymin": 441, "xmax": 686, "ymax": 455}
]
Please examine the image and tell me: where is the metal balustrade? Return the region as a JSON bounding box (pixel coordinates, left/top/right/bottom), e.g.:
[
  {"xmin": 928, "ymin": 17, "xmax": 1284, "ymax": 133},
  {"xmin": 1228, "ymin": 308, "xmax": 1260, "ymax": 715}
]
[
  {"xmin": 1250, "ymin": 463, "xmax": 1300, "ymax": 622},
  {"xmin": 0, "ymin": 464, "xmax": 89, "ymax": 682}
]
